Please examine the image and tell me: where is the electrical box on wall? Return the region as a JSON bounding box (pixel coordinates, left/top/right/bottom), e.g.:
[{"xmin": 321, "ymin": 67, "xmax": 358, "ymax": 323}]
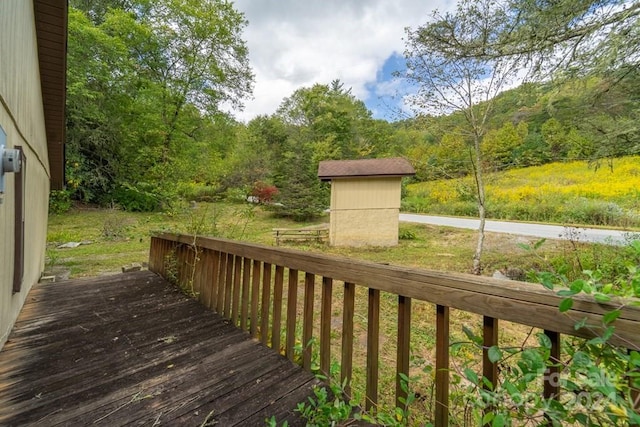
[{"xmin": 0, "ymin": 125, "xmax": 22, "ymax": 197}]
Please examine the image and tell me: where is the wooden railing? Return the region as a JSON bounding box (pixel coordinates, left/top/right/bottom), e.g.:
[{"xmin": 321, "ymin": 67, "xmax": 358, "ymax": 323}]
[{"xmin": 149, "ymin": 233, "xmax": 640, "ymax": 426}]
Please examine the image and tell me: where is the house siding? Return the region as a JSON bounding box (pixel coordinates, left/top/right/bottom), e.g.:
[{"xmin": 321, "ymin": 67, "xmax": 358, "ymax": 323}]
[
  {"xmin": 329, "ymin": 177, "xmax": 402, "ymax": 247},
  {"xmin": 0, "ymin": 0, "xmax": 51, "ymax": 349}
]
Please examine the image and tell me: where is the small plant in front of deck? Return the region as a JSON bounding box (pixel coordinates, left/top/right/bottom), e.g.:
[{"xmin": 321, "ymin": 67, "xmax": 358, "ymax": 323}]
[
  {"xmin": 285, "ymin": 369, "xmax": 422, "ymax": 427},
  {"xmin": 163, "ymin": 249, "xmax": 179, "ymax": 286}
]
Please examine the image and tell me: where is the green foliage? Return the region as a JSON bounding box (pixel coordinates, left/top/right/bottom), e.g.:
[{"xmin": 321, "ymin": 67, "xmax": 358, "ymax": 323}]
[
  {"xmin": 399, "ymin": 228, "xmax": 417, "ymax": 241},
  {"xmin": 65, "ymin": 1, "xmax": 252, "ymax": 206},
  {"xmin": 48, "ymin": 190, "xmax": 73, "ymax": 214},
  {"xmin": 270, "ymin": 372, "xmax": 422, "ymax": 427},
  {"xmin": 110, "ymin": 183, "xmax": 164, "ymax": 212}
]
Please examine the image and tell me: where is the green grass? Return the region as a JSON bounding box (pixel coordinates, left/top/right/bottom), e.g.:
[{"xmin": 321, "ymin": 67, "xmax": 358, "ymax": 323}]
[{"xmin": 47, "ymin": 202, "xmax": 548, "ymax": 278}]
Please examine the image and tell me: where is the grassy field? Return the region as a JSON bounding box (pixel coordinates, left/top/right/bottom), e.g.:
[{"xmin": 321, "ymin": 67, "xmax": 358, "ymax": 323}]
[
  {"xmin": 405, "ymin": 156, "xmax": 640, "ymax": 227},
  {"xmin": 46, "ymin": 201, "xmax": 575, "ymax": 279}
]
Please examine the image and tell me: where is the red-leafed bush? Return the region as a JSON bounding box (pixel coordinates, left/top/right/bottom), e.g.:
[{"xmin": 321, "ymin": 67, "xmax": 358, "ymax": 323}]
[{"xmin": 251, "ymin": 181, "xmax": 279, "ymax": 204}]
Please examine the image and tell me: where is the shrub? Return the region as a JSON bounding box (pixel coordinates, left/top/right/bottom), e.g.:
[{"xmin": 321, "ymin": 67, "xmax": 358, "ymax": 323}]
[
  {"xmin": 111, "ymin": 183, "xmax": 164, "ymax": 212},
  {"xmin": 251, "ymin": 181, "xmax": 279, "ymax": 204},
  {"xmin": 49, "ymin": 190, "xmax": 72, "ymax": 214}
]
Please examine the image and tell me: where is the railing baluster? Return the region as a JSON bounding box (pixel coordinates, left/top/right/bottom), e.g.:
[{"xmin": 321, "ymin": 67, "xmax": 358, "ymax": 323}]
[
  {"xmin": 320, "ymin": 276, "xmax": 333, "ymax": 377},
  {"xmin": 286, "ymin": 269, "xmax": 299, "ymax": 361},
  {"xmin": 240, "ymin": 257, "xmax": 251, "ymax": 331},
  {"xmin": 209, "ymin": 250, "xmax": 221, "ymax": 311},
  {"xmin": 366, "ymin": 288, "xmax": 380, "ymax": 411},
  {"xmin": 191, "ymin": 247, "xmax": 203, "ymax": 298},
  {"xmin": 483, "ymin": 317, "xmax": 498, "ymax": 387},
  {"xmin": 260, "ymin": 263, "xmax": 272, "ymax": 346},
  {"xmin": 543, "ymin": 330, "xmax": 561, "ymax": 399},
  {"xmin": 482, "ymin": 316, "xmax": 499, "ymax": 425},
  {"xmin": 302, "ymin": 272, "xmax": 315, "ymax": 371},
  {"xmin": 397, "ymin": 295, "xmax": 411, "ymax": 408},
  {"xmin": 199, "ymin": 249, "xmax": 213, "ymax": 309},
  {"xmin": 231, "ymin": 255, "xmax": 242, "ymax": 325},
  {"xmin": 435, "ymin": 304, "xmax": 450, "ymax": 427},
  {"xmin": 250, "ymin": 259, "xmax": 261, "ymax": 338},
  {"xmin": 223, "ymin": 253, "xmax": 234, "ymax": 318},
  {"xmin": 216, "ymin": 251, "xmax": 227, "ymax": 314},
  {"xmin": 272, "ymin": 265, "xmax": 285, "ymax": 352},
  {"xmin": 177, "ymin": 244, "xmax": 188, "ymax": 286},
  {"xmin": 341, "ymin": 282, "xmax": 356, "ymax": 396}
]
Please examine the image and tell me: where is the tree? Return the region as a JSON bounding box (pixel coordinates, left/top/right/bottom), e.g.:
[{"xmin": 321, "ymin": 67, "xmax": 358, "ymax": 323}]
[
  {"xmin": 403, "ymin": 0, "xmax": 524, "ymax": 274},
  {"xmin": 425, "ymin": 0, "xmax": 640, "ymax": 80},
  {"xmin": 65, "ymin": 2, "xmax": 253, "ymax": 206}
]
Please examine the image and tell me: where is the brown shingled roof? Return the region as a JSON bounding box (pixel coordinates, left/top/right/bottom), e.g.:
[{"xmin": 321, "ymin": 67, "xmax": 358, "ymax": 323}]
[{"xmin": 317, "ymin": 157, "xmax": 415, "ymax": 180}]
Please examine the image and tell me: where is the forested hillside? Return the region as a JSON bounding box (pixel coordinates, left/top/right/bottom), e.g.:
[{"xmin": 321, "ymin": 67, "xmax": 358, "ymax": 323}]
[{"xmin": 59, "ymin": 0, "xmax": 640, "ymax": 221}]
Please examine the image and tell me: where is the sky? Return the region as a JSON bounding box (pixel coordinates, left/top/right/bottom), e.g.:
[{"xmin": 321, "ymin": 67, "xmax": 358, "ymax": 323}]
[{"xmin": 232, "ymin": 0, "xmax": 453, "ymax": 122}]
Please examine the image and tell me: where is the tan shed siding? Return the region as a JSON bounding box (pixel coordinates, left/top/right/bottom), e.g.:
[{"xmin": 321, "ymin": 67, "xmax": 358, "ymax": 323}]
[
  {"xmin": 331, "ymin": 178, "xmax": 401, "ymax": 210},
  {"xmin": 329, "ymin": 177, "xmax": 403, "ymax": 247},
  {"xmin": 0, "ymin": 1, "xmax": 50, "ymax": 349},
  {"xmin": 329, "ymin": 209, "xmax": 399, "ymax": 247}
]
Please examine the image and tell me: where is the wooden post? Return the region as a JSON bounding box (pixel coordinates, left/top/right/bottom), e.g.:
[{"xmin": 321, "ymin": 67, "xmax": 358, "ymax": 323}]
[
  {"xmin": 483, "ymin": 315, "xmax": 499, "ymax": 423},
  {"xmin": 231, "ymin": 255, "xmax": 242, "ymax": 325},
  {"xmin": 543, "ymin": 330, "xmax": 561, "ymax": 400},
  {"xmin": 250, "ymin": 259, "xmax": 261, "ymax": 338},
  {"xmin": 285, "ymin": 269, "xmax": 299, "ymax": 361},
  {"xmin": 435, "ymin": 304, "xmax": 450, "ymax": 427},
  {"xmin": 216, "ymin": 252, "xmax": 227, "ymax": 314},
  {"xmin": 320, "ymin": 276, "xmax": 333, "ymax": 377},
  {"xmin": 366, "ymin": 288, "xmax": 380, "ymax": 411},
  {"xmin": 396, "ymin": 295, "xmax": 411, "ymax": 409},
  {"xmin": 272, "ymin": 265, "xmax": 285, "ymax": 351},
  {"xmin": 260, "ymin": 263, "xmax": 272, "ymax": 346},
  {"xmin": 223, "ymin": 253, "xmax": 234, "ymax": 318},
  {"xmin": 302, "ymin": 273, "xmax": 315, "ymax": 371},
  {"xmin": 240, "ymin": 257, "xmax": 251, "ymax": 331},
  {"xmin": 341, "ymin": 282, "xmax": 356, "ymax": 396}
]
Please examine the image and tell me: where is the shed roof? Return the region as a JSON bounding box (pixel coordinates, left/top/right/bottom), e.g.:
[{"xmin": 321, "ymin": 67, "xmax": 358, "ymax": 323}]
[
  {"xmin": 34, "ymin": 0, "xmax": 68, "ymax": 190},
  {"xmin": 318, "ymin": 157, "xmax": 415, "ymax": 181}
]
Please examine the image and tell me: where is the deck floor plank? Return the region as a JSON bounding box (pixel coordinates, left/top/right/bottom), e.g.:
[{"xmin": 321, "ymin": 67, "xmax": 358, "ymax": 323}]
[{"xmin": 0, "ymin": 270, "xmax": 321, "ymax": 426}]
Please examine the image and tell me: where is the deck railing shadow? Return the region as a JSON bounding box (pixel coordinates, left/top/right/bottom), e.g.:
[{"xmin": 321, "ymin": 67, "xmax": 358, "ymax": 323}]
[{"xmin": 149, "ymin": 233, "xmax": 640, "ymax": 426}]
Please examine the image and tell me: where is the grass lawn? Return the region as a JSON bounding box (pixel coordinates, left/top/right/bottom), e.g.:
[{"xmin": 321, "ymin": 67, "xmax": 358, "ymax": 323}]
[{"xmin": 46, "ymin": 201, "xmax": 573, "ymax": 279}]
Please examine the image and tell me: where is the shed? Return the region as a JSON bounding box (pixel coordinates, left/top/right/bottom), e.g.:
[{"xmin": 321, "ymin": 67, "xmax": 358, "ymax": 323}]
[{"xmin": 318, "ymin": 157, "xmax": 415, "ymax": 247}]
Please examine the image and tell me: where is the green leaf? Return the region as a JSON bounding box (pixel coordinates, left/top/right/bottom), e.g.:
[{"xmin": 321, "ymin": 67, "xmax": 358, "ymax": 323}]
[
  {"xmin": 559, "ymin": 298, "xmax": 573, "ymax": 312},
  {"xmin": 537, "ymin": 333, "xmax": 552, "ymax": 349},
  {"xmin": 482, "ymin": 412, "xmax": 495, "ymax": 425},
  {"xmin": 569, "ymin": 279, "xmax": 586, "ymax": 293},
  {"xmin": 557, "ymin": 289, "xmax": 578, "ymax": 297},
  {"xmin": 594, "ymin": 293, "xmax": 611, "ymax": 303},
  {"xmin": 574, "ymin": 317, "xmax": 588, "ymax": 330},
  {"xmin": 488, "ymin": 346, "xmax": 503, "ymax": 363},
  {"xmin": 602, "ymin": 309, "xmax": 620, "ymax": 325},
  {"xmin": 533, "ymin": 238, "xmax": 547, "ymax": 250},
  {"xmin": 492, "ymin": 414, "xmax": 506, "ymax": 427},
  {"xmin": 464, "ymin": 368, "xmax": 479, "ymax": 385}
]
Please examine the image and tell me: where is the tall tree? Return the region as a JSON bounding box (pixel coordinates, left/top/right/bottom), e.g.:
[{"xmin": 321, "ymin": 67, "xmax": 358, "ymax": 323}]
[
  {"xmin": 403, "ymin": 0, "xmax": 524, "ymax": 274},
  {"xmin": 65, "ymin": 1, "xmax": 253, "ymax": 205}
]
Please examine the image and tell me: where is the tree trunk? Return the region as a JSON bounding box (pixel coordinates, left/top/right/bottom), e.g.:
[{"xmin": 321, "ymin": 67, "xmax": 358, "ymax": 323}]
[{"xmin": 471, "ymin": 136, "xmax": 486, "ymax": 275}]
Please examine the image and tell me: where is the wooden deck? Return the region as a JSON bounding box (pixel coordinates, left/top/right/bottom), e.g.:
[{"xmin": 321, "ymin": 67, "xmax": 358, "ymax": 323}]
[{"xmin": 0, "ymin": 270, "xmax": 321, "ymax": 426}]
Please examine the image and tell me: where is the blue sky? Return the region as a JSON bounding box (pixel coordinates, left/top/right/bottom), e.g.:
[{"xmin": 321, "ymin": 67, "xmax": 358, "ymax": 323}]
[{"xmin": 231, "ymin": 0, "xmax": 451, "ymax": 122}]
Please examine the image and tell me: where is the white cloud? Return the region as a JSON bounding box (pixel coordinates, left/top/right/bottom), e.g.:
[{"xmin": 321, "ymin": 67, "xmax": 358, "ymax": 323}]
[{"xmin": 231, "ymin": 0, "xmax": 453, "ymax": 122}]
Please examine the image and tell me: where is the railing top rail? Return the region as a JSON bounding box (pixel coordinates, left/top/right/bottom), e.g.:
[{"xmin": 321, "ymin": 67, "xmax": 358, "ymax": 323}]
[{"xmin": 152, "ymin": 233, "xmax": 640, "ymax": 349}]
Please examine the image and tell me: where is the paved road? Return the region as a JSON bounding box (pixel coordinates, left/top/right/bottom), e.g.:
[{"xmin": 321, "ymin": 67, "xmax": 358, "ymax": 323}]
[{"xmin": 399, "ymin": 213, "xmax": 637, "ymax": 245}]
